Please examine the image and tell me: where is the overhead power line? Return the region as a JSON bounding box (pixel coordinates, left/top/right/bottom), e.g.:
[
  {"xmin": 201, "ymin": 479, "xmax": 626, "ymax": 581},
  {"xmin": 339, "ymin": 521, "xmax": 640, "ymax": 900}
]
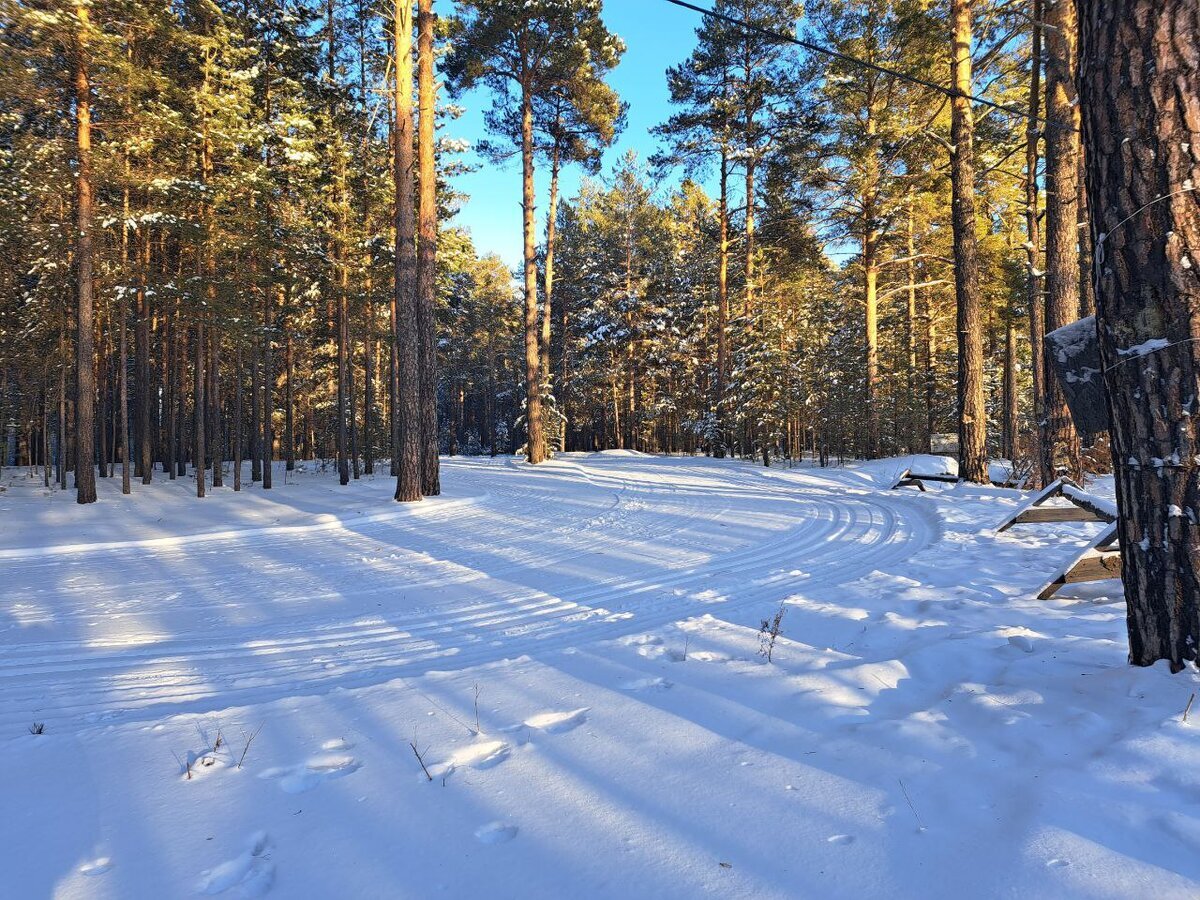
[{"xmin": 660, "ymin": 0, "xmax": 1063, "ymax": 130}]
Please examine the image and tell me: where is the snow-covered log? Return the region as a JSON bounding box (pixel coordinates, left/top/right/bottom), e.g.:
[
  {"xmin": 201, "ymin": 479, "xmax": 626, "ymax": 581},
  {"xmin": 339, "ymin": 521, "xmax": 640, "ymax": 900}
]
[{"xmin": 1045, "ymin": 316, "xmax": 1109, "ymax": 435}]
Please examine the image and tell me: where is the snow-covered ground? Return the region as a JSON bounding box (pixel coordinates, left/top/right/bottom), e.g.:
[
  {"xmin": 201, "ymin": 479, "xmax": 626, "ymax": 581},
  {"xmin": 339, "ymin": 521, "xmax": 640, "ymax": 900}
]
[{"xmin": 3, "ymin": 453, "xmax": 1199, "ymax": 898}]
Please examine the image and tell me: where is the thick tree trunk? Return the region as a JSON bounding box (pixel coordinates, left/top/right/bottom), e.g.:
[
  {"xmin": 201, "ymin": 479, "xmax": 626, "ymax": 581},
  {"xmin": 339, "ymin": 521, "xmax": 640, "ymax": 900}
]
[
  {"xmin": 863, "ymin": 102, "xmax": 880, "ymax": 458},
  {"xmin": 72, "ymin": 2, "xmax": 97, "ymax": 504},
  {"xmin": 520, "ymin": 63, "xmax": 546, "ymax": 465},
  {"xmin": 1078, "ymin": 0, "xmax": 1200, "ymax": 671},
  {"xmin": 543, "ymin": 143, "xmax": 561, "ymax": 393},
  {"xmin": 1040, "ymin": 0, "xmax": 1083, "ymax": 484},
  {"xmin": 394, "ymin": 0, "xmax": 422, "ymax": 500},
  {"xmin": 417, "ymin": 0, "xmax": 440, "ymax": 494},
  {"xmin": 949, "ymin": 0, "xmax": 988, "ymax": 483}
]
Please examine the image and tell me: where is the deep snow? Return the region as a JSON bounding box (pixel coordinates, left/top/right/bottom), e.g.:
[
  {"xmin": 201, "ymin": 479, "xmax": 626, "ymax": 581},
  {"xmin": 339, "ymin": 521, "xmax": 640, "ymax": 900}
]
[{"xmin": 2, "ymin": 453, "xmax": 1199, "ymax": 898}]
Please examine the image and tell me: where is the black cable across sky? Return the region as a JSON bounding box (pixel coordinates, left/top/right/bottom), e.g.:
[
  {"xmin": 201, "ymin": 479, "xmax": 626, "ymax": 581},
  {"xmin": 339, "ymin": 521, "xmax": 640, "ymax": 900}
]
[{"xmin": 659, "ymin": 0, "xmax": 1051, "ymax": 127}]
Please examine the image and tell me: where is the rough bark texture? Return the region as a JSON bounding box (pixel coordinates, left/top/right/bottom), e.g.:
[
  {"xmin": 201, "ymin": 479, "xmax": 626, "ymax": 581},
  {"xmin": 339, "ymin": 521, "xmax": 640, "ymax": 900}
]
[
  {"xmin": 72, "ymin": 2, "xmax": 96, "ymax": 504},
  {"xmin": 949, "ymin": 0, "xmax": 988, "ymax": 483},
  {"xmin": 1040, "ymin": 0, "xmax": 1083, "ymax": 484},
  {"xmin": 394, "ymin": 0, "xmax": 422, "ymax": 500},
  {"xmin": 1024, "ymin": 0, "xmax": 1045, "ymax": 482},
  {"xmin": 416, "ymin": 0, "xmax": 440, "ymax": 495},
  {"xmin": 1078, "ymin": 0, "xmax": 1200, "ymax": 671},
  {"xmin": 520, "ymin": 48, "xmax": 546, "ymax": 465},
  {"xmin": 194, "ymin": 319, "xmax": 205, "ymax": 498},
  {"xmin": 715, "ymin": 149, "xmax": 729, "ymax": 457}
]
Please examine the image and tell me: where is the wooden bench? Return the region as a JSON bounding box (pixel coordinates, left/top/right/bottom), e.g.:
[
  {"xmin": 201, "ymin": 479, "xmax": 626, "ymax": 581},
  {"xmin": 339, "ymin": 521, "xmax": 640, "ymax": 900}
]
[{"xmin": 889, "ymin": 468, "xmax": 960, "ymax": 491}]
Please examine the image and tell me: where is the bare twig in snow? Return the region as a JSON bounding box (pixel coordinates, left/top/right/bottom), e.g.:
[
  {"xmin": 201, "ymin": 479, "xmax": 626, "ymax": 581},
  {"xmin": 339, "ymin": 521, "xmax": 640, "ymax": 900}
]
[
  {"xmin": 898, "ymin": 779, "xmax": 925, "ymax": 832},
  {"xmin": 238, "ymin": 724, "xmax": 264, "ymax": 769},
  {"xmin": 410, "ymin": 741, "xmax": 433, "ymax": 782}
]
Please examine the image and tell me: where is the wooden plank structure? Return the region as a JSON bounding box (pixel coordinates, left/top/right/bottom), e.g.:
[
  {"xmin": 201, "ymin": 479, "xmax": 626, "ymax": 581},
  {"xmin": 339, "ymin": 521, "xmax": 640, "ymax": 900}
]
[
  {"xmin": 889, "ymin": 468, "xmax": 960, "ymax": 491},
  {"xmin": 993, "ymin": 477, "xmax": 1121, "ymax": 598},
  {"xmin": 994, "ymin": 477, "xmax": 1116, "ymax": 532},
  {"xmin": 1036, "ymin": 523, "xmax": 1121, "ymax": 599}
]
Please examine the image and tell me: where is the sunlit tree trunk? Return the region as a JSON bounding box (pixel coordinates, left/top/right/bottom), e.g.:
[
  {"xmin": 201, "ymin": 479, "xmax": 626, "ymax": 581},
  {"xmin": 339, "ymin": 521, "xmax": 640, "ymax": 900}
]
[
  {"xmin": 72, "ymin": 0, "xmax": 96, "ymax": 504},
  {"xmin": 394, "ymin": 0, "xmax": 422, "ymax": 499},
  {"xmin": 417, "ymin": 0, "xmax": 440, "ymax": 493},
  {"xmin": 949, "ymin": 0, "xmax": 988, "ymax": 483},
  {"xmin": 1040, "ymin": 0, "xmax": 1082, "ymax": 484}
]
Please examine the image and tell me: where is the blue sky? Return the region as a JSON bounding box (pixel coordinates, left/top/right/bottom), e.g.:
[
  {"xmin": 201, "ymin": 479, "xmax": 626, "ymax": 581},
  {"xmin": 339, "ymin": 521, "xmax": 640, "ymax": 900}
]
[{"xmin": 446, "ymin": 1, "xmax": 708, "ymax": 269}]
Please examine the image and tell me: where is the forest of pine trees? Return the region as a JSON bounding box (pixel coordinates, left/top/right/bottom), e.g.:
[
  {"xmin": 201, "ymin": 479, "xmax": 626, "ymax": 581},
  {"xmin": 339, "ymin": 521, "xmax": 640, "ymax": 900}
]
[{"xmin": 0, "ymin": 0, "xmax": 1169, "ymax": 497}]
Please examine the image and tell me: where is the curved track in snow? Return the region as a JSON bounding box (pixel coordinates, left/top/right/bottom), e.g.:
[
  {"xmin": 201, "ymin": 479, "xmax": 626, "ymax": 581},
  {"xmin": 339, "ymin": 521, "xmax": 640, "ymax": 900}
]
[{"xmin": 0, "ymin": 455, "xmax": 937, "ymax": 731}]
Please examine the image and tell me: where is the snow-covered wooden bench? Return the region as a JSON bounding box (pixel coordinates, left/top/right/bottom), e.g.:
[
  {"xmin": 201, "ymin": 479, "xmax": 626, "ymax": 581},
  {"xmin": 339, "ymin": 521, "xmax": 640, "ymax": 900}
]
[
  {"xmin": 889, "ymin": 468, "xmax": 960, "ymax": 491},
  {"xmin": 1036, "ymin": 522, "xmax": 1122, "ymax": 599},
  {"xmin": 994, "ymin": 477, "xmax": 1117, "ymax": 532}
]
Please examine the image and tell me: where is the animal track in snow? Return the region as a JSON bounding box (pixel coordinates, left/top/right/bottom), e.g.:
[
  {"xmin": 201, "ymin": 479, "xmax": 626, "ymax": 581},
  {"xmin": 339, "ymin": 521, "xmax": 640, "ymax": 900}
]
[
  {"xmin": 197, "ymin": 831, "xmax": 274, "ymax": 897},
  {"xmin": 474, "ymin": 821, "xmax": 518, "ymax": 844},
  {"xmin": 259, "ymin": 753, "xmax": 361, "ymax": 794},
  {"xmin": 522, "ymin": 708, "xmax": 588, "ymax": 733},
  {"xmin": 827, "ymin": 834, "xmax": 855, "ymax": 845}
]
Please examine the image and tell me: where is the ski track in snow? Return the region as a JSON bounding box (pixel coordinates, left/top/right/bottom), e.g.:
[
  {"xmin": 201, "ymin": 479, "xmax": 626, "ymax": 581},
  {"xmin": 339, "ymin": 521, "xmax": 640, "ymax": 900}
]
[{"xmin": 1, "ymin": 455, "xmax": 938, "ymax": 733}]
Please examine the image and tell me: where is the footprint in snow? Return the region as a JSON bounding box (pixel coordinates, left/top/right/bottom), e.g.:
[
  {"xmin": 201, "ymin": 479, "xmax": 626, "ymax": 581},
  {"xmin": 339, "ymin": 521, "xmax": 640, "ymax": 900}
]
[
  {"xmin": 197, "ymin": 831, "xmax": 274, "ymax": 897},
  {"xmin": 435, "ymin": 739, "xmax": 510, "ymax": 779},
  {"xmin": 827, "ymin": 835, "xmax": 855, "ymax": 845},
  {"xmin": 475, "ymin": 822, "xmax": 518, "ymax": 844},
  {"xmin": 1046, "ymin": 858, "xmax": 1070, "ymax": 868},
  {"xmin": 621, "ymin": 677, "xmax": 672, "ymax": 692},
  {"xmin": 1007, "ymin": 635, "xmax": 1036, "ymax": 653},
  {"xmin": 522, "ymin": 708, "xmax": 589, "ymax": 734},
  {"xmin": 259, "ymin": 754, "xmax": 361, "ymax": 794},
  {"xmin": 79, "ymin": 857, "xmax": 113, "ymax": 876}
]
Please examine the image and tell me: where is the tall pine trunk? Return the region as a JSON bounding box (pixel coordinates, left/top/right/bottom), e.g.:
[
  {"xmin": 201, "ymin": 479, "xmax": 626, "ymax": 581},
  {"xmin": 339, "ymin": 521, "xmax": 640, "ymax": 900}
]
[
  {"xmin": 1024, "ymin": 0, "xmax": 1045, "ymax": 482},
  {"xmin": 194, "ymin": 318, "xmax": 205, "ymax": 498},
  {"xmin": 394, "ymin": 0, "xmax": 422, "ymax": 500},
  {"xmin": 1040, "ymin": 0, "xmax": 1083, "ymax": 484},
  {"xmin": 715, "ymin": 147, "xmax": 729, "ymax": 457},
  {"xmin": 417, "ymin": 0, "xmax": 440, "ymax": 494},
  {"xmin": 1078, "ymin": 0, "xmax": 1200, "ymax": 670},
  {"xmin": 72, "ymin": 1, "xmax": 96, "ymax": 504},
  {"xmin": 949, "ymin": 0, "xmax": 988, "ymax": 483},
  {"xmin": 519, "ymin": 48, "xmax": 546, "ymax": 465}
]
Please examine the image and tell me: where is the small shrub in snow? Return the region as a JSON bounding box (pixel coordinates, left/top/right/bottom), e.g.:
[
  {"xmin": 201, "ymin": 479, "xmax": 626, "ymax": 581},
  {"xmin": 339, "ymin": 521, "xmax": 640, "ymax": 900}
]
[
  {"xmin": 28, "ymin": 722, "xmax": 44, "ymax": 735},
  {"xmin": 759, "ymin": 603, "xmax": 786, "ymax": 663}
]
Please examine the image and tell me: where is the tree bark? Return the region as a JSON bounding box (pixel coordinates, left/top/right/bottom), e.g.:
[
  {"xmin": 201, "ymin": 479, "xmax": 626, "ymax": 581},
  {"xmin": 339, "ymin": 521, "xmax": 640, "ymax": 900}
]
[
  {"xmin": 1078, "ymin": 0, "xmax": 1200, "ymax": 671},
  {"xmin": 949, "ymin": 0, "xmax": 988, "ymax": 483},
  {"xmin": 394, "ymin": 0, "xmax": 422, "ymax": 500},
  {"xmin": 1040, "ymin": 0, "xmax": 1083, "ymax": 484},
  {"xmin": 715, "ymin": 148, "xmax": 729, "ymax": 457},
  {"xmin": 72, "ymin": 1, "xmax": 96, "ymax": 504},
  {"xmin": 194, "ymin": 318, "xmax": 206, "ymax": 498},
  {"xmin": 1024, "ymin": 0, "xmax": 1045, "ymax": 482},
  {"xmin": 518, "ymin": 53, "xmax": 546, "ymax": 464},
  {"xmin": 417, "ymin": 0, "xmax": 440, "ymax": 494}
]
